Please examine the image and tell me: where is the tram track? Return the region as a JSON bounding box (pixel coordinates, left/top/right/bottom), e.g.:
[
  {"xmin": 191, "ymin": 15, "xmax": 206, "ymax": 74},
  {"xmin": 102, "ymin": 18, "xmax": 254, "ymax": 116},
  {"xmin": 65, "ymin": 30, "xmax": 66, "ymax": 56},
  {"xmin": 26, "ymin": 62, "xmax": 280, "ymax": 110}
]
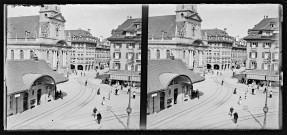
[
  {"xmin": 8, "ymin": 78, "xmax": 87, "ymax": 129},
  {"xmin": 148, "ymin": 75, "xmax": 226, "ymax": 129}
]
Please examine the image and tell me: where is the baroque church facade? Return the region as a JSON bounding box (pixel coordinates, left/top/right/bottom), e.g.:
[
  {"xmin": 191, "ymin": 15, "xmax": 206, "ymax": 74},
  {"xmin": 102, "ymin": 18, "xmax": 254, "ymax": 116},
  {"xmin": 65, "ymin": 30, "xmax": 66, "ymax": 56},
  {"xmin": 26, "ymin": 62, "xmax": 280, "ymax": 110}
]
[
  {"xmin": 148, "ymin": 4, "xmax": 208, "ymax": 73},
  {"xmin": 6, "ymin": 5, "xmax": 72, "ymax": 74}
]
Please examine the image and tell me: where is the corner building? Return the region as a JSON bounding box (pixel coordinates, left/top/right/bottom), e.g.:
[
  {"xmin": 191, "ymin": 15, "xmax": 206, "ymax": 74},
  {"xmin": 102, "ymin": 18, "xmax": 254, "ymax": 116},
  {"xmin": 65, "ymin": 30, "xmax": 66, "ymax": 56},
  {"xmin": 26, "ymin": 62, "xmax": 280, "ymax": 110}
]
[
  {"xmin": 243, "ymin": 17, "xmax": 280, "ymax": 86},
  {"xmin": 107, "ymin": 17, "xmax": 141, "ymax": 86}
]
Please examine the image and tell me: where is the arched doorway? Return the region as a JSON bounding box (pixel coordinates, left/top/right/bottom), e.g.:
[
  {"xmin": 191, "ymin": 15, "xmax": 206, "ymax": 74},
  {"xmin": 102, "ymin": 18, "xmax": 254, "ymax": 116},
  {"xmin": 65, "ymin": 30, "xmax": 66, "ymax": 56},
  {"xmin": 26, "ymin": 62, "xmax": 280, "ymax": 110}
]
[
  {"xmin": 78, "ymin": 65, "xmax": 83, "ymax": 70},
  {"xmin": 225, "ymin": 64, "xmax": 227, "ymax": 70},
  {"xmin": 214, "ymin": 64, "xmax": 219, "ymax": 70},
  {"xmin": 207, "ymin": 64, "xmax": 211, "ymax": 69},
  {"xmin": 71, "ymin": 64, "xmax": 75, "ymax": 70}
]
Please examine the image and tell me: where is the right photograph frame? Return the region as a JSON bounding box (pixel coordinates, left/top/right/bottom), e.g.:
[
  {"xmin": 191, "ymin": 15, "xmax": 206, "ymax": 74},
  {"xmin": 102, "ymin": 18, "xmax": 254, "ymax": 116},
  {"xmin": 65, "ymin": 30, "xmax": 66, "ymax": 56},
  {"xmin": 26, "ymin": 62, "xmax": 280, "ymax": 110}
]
[{"xmin": 146, "ymin": 4, "xmax": 282, "ymax": 130}]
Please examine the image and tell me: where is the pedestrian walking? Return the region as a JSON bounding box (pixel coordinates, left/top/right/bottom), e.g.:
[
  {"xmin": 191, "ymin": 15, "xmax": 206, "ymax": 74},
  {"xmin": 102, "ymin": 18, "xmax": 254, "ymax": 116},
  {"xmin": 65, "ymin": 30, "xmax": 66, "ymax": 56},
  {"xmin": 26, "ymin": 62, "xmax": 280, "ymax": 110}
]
[
  {"xmin": 97, "ymin": 88, "xmax": 101, "ymax": 95},
  {"xmin": 233, "ymin": 112, "xmax": 238, "ymax": 124},
  {"xmin": 93, "ymin": 107, "xmax": 97, "ymax": 118},
  {"xmin": 196, "ymin": 89, "xmax": 200, "ymax": 99},
  {"xmin": 233, "ymin": 88, "xmax": 237, "ymax": 94},
  {"xmin": 102, "ymin": 97, "xmax": 105, "ymax": 105},
  {"xmin": 269, "ymin": 90, "xmax": 273, "ymax": 98},
  {"xmin": 84, "ymin": 72, "xmax": 85, "ymax": 77},
  {"xmin": 108, "ymin": 92, "xmax": 111, "ymax": 100},
  {"xmin": 252, "ymin": 88, "xmax": 254, "ymax": 95},
  {"xmin": 97, "ymin": 112, "xmax": 102, "ymax": 124},
  {"xmin": 238, "ymin": 96, "xmax": 242, "ymax": 105},
  {"xmin": 85, "ymin": 80, "xmax": 88, "ymax": 86},
  {"xmin": 121, "ymin": 85, "xmax": 123, "ymax": 90},
  {"xmin": 263, "ymin": 87, "xmax": 267, "ymax": 93},
  {"xmin": 133, "ymin": 91, "xmax": 136, "ymax": 99},
  {"xmin": 221, "ymin": 80, "xmax": 224, "ymax": 85},
  {"xmin": 229, "ymin": 107, "xmax": 234, "ymax": 116},
  {"xmin": 81, "ymin": 72, "xmax": 82, "ymax": 76},
  {"xmin": 245, "ymin": 92, "xmax": 247, "ymax": 99}
]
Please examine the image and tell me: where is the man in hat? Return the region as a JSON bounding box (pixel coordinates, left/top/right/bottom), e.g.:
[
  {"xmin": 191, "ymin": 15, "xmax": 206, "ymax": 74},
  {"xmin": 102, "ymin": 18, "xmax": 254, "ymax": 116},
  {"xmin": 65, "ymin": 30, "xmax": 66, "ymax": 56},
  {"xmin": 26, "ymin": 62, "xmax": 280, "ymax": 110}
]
[{"xmin": 233, "ymin": 112, "xmax": 239, "ymax": 124}]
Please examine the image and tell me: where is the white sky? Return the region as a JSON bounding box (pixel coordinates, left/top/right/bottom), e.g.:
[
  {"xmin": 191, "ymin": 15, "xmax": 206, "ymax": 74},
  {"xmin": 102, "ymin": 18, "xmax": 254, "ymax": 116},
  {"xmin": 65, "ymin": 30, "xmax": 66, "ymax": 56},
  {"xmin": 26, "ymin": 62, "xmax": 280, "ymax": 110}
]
[{"xmin": 7, "ymin": 4, "xmax": 279, "ymax": 39}]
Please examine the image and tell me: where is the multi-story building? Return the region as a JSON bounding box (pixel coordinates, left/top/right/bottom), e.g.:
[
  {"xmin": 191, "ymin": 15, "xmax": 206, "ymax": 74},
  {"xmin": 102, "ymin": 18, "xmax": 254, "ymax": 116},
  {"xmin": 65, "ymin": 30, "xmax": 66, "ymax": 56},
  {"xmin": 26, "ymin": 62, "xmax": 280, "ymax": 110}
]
[
  {"xmin": 6, "ymin": 5, "xmax": 72, "ymax": 74},
  {"xmin": 148, "ymin": 4, "xmax": 208, "ymax": 74},
  {"xmin": 95, "ymin": 39, "xmax": 110, "ymax": 69},
  {"xmin": 107, "ymin": 16, "xmax": 141, "ymax": 86},
  {"xmin": 201, "ymin": 28, "xmax": 234, "ymax": 70},
  {"xmin": 231, "ymin": 37, "xmax": 247, "ymax": 69},
  {"xmin": 243, "ymin": 16, "xmax": 279, "ymax": 86},
  {"xmin": 65, "ymin": 29, "xmax": 98, "ymax": 72}
]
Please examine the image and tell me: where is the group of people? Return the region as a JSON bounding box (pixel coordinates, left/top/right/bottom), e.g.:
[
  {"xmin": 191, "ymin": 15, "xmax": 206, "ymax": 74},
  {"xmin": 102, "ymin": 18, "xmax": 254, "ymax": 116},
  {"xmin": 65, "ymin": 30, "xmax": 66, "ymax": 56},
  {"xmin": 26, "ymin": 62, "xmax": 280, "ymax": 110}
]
[
  {"xmin": 93, "ymin": 107, "xmax": 102, "ymax": 124},
  {"xmin": 56, "ymin": 90, "xmax": 63, "ymax": 99},
  {"xmin": 229, "ymin": 107, "xmax": 239, "ymax": 124}
]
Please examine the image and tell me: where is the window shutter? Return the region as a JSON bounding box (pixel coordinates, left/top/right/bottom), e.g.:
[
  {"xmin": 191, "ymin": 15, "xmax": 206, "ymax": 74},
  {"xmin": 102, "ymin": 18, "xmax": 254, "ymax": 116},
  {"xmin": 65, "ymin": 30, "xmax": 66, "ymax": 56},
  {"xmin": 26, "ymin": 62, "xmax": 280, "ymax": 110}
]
[
  {"xmin": 120, "ymin": 44, "xmax": 122, "ymax": 48},
  {"xmin": 136, "ymin": 53, "xmax": 138, "ymax": 59},
  {"xmin": 135, "ymin": 64, "xmax": 138, "ymax": 71},
  {"xmin": 262, "ymin": 52, "xmax": 264, "ymax": 58},
  {"xmin": 113, "ymin": 52, "xmax": 115, "ymax": 58},
  {"xmin": 126, "ymin": 53, "xmax": 128, "ymax": 59},
  {"xmin": 263, "ymin": 43, "xmax": 265, "ymax": 48},
  {"xmin": 119, "ymin": 53, "xmax": 121, "ymax": 59},
  {"xmin": 272, "ymin": 52, "xmax": 275, "ymax": 59},
  {"xmin": 262, "ymin": 63, "xmax": 264, "ymax": 69},
  {"xmin": 125, "ymin": 63, "xmax": 128, "ymax": 70},
  {"xmin": 249, "ymin": 61, "xmax": 251, "ymax": 68},
  {"xmin": 249, "ymin": 52, "xmax": 251, "ymax": 58},
  {"xmin": 118, "ymin": 63, "xmax": 121, "ymax": 69},
  {"xmin": 126, "ymin": 43, "xmax": 128, "ymax": 48},
  {"xmin": 255, "ymin": 52, "xmax": 257, "ymax": 58},
  {"xmin": 133, "ymin": 43, "xmax": 135, "ymax": 48},
  {"xmin": 256, "ymin": 43, "xmax": 258, "ymax": 47},
  {"xmin": 114, "ymin": 44, "xmax": 116, "ymax": 49},
  {"xmin": 250, "ymin": 43, "xmax": 252, "ymax": 47},
  {"xmin": 272, "ymin": 64, "xmax": 274, "ymax": 70},
  {"xmin": 255, "ymin": 63, "xmax": 257, "ymax": 69},
  {"xmin": 113, "ymin": 63, "xmax": 115, "ymax": 70}
]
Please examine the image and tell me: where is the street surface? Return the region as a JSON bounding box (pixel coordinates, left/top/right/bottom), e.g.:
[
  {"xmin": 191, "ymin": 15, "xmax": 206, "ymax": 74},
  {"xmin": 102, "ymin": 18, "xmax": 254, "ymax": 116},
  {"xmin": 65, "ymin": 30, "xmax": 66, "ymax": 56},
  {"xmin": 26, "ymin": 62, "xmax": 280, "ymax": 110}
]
[
  {"xmin": 7, "ymin": 68, "xmax": 140, "ymax": 130},
  {"xmin": 147, "ymin": 68, "xmax": 280, "ymax": 130}
]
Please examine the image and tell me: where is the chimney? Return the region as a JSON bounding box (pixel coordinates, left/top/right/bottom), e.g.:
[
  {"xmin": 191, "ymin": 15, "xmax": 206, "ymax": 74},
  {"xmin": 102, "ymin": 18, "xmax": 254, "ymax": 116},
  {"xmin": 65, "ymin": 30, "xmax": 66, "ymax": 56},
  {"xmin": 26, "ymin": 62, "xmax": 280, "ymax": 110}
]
[
  {"xmin": 127, "ymin": 16, "xmax": 130, "ymax": 19},
  {"xmin": 111, "ymin": 29, "xmax": 115, "ymax": 35},
  {"xmin": 88, "ymin": 29, "xmax": 91, "ymax": 33},
  {"xmin": 266, "ymin": 16, "xmax": 268, "ymax": 18},
  {"xmin": 33, "ymin": 54, "xmax": 38, "ymax": 61},
  {"xmin": 248, "ymin": 29, "xmax": 251, "ymax": 34},
  {"xmin": 130, "ymin": 16, "xmax": 132, "ymax": 19}
]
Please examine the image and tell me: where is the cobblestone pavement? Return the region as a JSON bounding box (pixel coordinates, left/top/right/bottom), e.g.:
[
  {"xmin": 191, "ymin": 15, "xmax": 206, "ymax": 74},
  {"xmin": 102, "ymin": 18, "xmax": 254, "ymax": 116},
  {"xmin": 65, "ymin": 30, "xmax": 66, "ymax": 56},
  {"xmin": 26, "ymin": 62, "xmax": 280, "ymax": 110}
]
[
  {"xmin": 6, "ymin": 68, "xmax": 140, "ymax": 130},
  {"xmin": 147, "ymin": 68, "xmax": 280, "ymax": 130}
]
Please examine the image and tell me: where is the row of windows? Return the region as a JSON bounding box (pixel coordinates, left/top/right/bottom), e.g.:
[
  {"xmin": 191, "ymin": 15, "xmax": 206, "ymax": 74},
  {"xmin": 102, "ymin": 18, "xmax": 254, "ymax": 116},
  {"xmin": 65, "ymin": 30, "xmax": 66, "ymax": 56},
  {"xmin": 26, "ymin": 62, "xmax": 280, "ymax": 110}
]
[
  {"xmin": 10, "ymin": 50, "xmax": 34, "ymax": 60},
  {"xmin": 250, "ymin": 42, "xmax": 278, "ymax": 49},
  {"xmin": 249, "ymin": 62, "xmax": 279, "ymax": 70},
  {"xmin": 113, "ymin": 52, "xmax": 141, "ymax": 60},
  {"xmin": 114, "ymin": 43, "xmax": 141, "ymax": 49},
  {"xmin": 112, "ymin": 63, "xmax": 141, "ymax": 71},
  {"xmin": 249, "ymin": 52, "xmax": 279, "ymax": 59}
]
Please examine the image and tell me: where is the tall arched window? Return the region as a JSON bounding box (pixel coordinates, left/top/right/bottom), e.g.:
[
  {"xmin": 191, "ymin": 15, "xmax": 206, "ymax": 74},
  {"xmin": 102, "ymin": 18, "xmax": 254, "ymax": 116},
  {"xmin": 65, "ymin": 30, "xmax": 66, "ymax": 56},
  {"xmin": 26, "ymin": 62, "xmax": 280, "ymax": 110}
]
[
  {"xmin": 47, "ymin": 51, "xmax": 49, "ymax": 59},
  {"xmin": 148, "ymin": 49, "xmax": 151, "ymax": 60},
  {"xmin": 11, "ymin": 50, "xmax": 14, "ymax": 60},
  {"xmin": 20, "ymin": 50, "xmax": 24, "ymax": 59},
  {"xmin": 166, "ymin": 50, "xmax": 170, "ymax": 59},
  {"xmin": 156, "ymin": 50, "xmax": 160, "ymax": 59},
  {"xmin": 30, "ymin": 50, "xmax": 34, "ymax": 59},
  {"xmin": 183, "ymin": 51, "xmax": 185, "ymax": 58}
]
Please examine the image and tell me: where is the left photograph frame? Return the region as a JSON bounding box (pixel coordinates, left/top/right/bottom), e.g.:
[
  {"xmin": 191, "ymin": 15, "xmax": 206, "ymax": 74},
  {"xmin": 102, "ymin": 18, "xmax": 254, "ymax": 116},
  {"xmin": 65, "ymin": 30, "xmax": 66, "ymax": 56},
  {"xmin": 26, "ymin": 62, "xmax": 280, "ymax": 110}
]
[{"xmin": 4, "ymin": 4, "xmax": 143, "ymax": 130}]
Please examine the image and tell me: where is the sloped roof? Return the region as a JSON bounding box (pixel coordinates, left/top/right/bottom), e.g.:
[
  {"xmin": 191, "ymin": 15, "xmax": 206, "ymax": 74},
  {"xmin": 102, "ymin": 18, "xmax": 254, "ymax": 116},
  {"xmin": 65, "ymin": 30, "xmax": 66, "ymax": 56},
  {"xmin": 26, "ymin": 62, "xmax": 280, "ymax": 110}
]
[
  {"xmin": 201, "ymin": 29, "xmax": 230, "ymax": 37},
  {"xmin": 148, "ymin": 59, "xmax": 205, "ymax": 93},
  {"xmin": 252, "ymin": 18, "xmax": 279, "ymax": 31},
  {"xmin": 148, "ymin": 15, "xmax": 176, "ymax": 39},
  {"xmin": 6, "ymin": 59, "xmax": 68, "ymax": 95},
  {"xmin": 244, "ymin": 18, "xmax": 279, "ymax": 40},
  {"xmin": 65, "ymin": 30, "xmax": 97, "ymax": 39},
  {"xmin": 7, "ymin": 15, "xmax": 40, "ymax": 39}
]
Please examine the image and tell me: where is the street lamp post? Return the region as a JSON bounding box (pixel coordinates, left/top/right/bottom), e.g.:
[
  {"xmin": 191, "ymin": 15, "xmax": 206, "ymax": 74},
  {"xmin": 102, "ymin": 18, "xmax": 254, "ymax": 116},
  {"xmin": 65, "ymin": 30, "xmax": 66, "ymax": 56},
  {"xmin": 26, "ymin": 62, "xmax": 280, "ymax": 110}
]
[
  {"xmin": 263, "ymin": 48, "xmax": 271, "ymax": 129},
  {"xmin": 126, "ymin": 49, "xmax": 134, "ymax": 129}
]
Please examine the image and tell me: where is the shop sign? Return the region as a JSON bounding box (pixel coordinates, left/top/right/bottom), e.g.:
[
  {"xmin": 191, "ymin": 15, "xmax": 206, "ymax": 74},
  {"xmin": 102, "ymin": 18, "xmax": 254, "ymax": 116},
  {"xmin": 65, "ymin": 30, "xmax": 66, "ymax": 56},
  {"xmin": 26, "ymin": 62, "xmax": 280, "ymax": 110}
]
[{"xmin": 15, "ymin": 94, "xmax": 20, "ymax": 97}]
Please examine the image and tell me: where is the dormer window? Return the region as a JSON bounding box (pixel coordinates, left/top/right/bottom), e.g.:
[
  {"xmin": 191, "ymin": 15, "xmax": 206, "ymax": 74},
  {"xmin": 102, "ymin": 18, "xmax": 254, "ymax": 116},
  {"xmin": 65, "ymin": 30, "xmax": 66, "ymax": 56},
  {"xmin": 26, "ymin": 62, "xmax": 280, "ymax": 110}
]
[
  {"xmin": 264, "ymin": 43, "xmax": 271, "ymax": 48},
  {"xmin": 270, "ymin": 24, "xmax": 275, "ymax": 28},
  {"xmin": 251, "ymin": 42, "xmax": 257, "ymax": 48}
]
